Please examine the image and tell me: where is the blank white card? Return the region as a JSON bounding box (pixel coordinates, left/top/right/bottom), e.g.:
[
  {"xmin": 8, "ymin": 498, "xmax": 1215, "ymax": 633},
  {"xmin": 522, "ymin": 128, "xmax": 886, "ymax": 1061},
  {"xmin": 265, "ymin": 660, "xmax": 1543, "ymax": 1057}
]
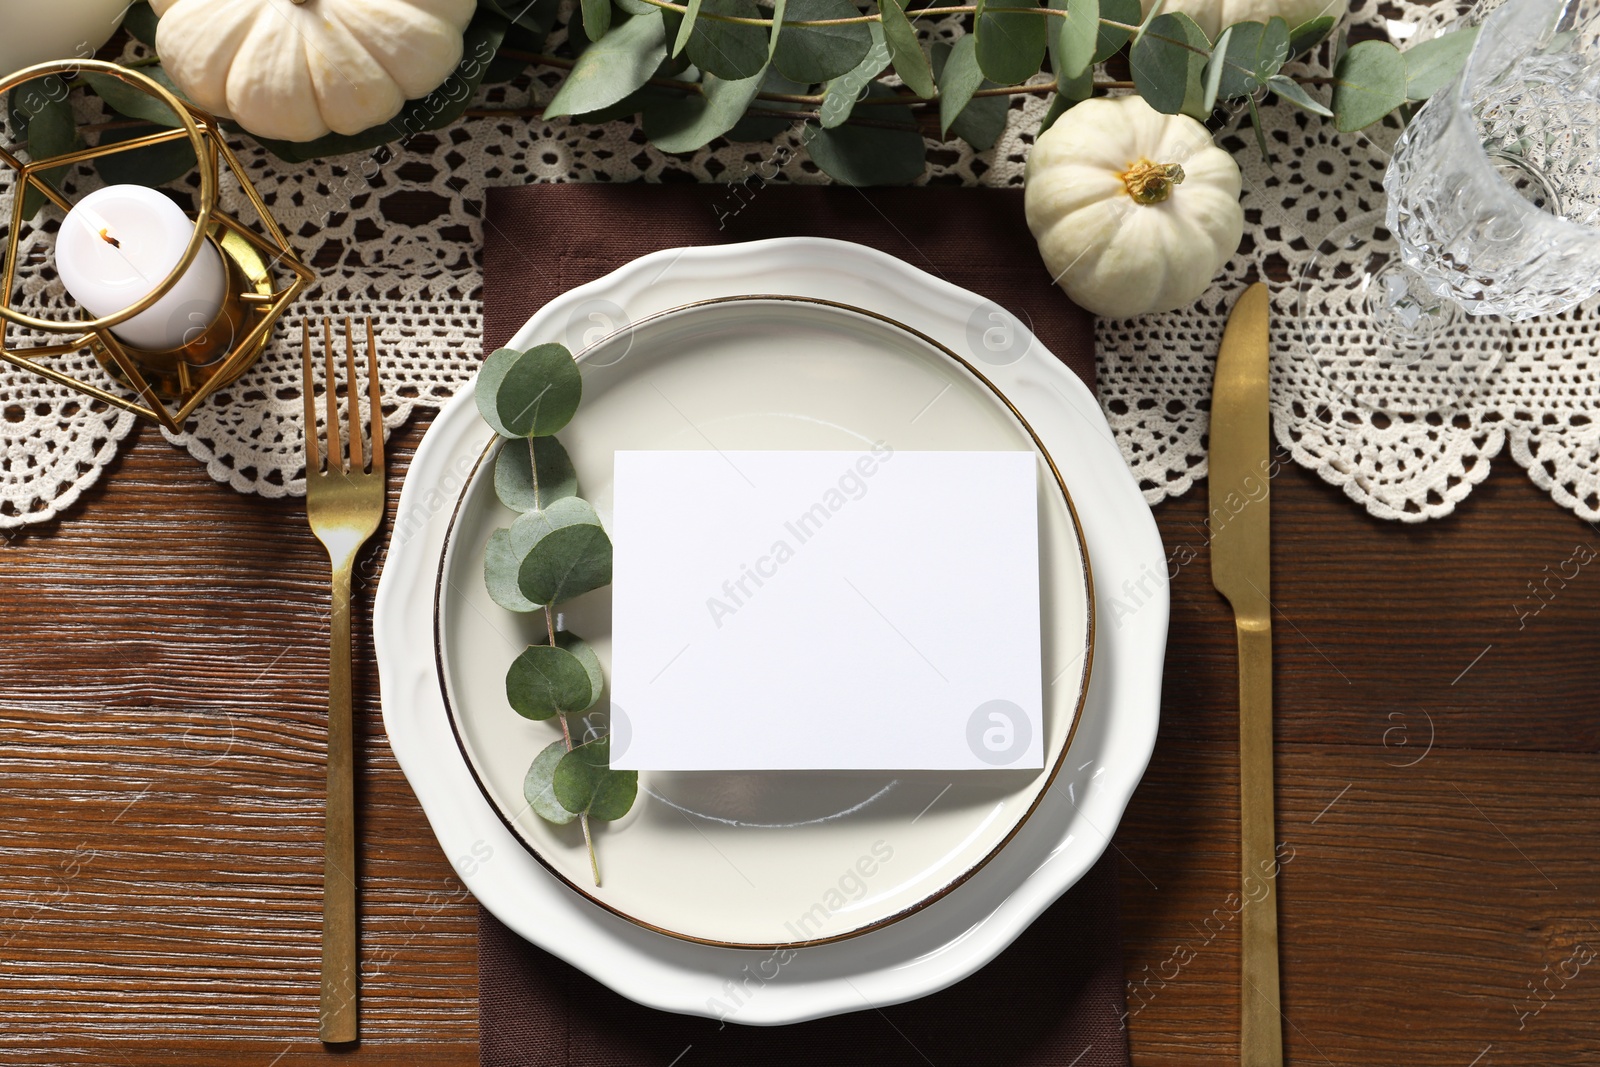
[{"xmin": 608, "ymin": 449, "xmax": 1043, "ymax": 771}]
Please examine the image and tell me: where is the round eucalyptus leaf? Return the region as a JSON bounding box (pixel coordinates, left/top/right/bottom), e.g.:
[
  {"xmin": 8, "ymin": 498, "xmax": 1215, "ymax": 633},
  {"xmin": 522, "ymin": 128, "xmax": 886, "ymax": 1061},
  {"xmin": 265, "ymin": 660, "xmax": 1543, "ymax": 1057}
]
[
  {"xmin": 880, "ymin": 0, "xmax": 936, "ymax": 99},
  {"xmin": 476, "ymin": 347, "xmax": 527, "ymax": 438},
  {"xmin": 818, "ymin": 22, "xmax": 890, "ymax": 128},
  {"xmin": 552, "ymin": 736, "xmax": 611, "ymax": 813},
  {"xmin": 773, "ymin": 0, "xmax": 874, "ymax": 83},
  {"xmin": 495, "ymin": 435, "xmax": 578, "ymax": 513},
  {"xmin": 484, "ymin": 527, "xmax": 541, "ymax": 613},
  {"xmin": 506, "ymin": 632, "xmax": 604, "ymax": 719},
  {"xmin": 1130, "ymin": 12, "xmax": 1210, "ymax": 118},
  {"xmin": 973, "ymin": 0, "xmax": 1048, "ymax": 86},
  {"xmin": 588, "ymin": 767, "xmax": 639, "ymax": 821},
  {"xmin": 687, "ymin": 0, "xmax": 768, "ymax": 80},
  {"xmin": 496, "ymin": 343, "xmax": 582, "ymax": 438},
  {"xmin": 519, "ymin": 522, "xmax": 614, "ymax": 606},
  {"xmin": 524, "ymin": 739, "xmax": 579, "ymax": 825},
  {"xmin": 1092, "ymin": 0, "xmax": 1140, "ymax": 60},
  {"xmin": 808, "ymin": 86, "xmax": 925, "ymax": 186},
  {"xmin": 1287, "ymin": 14, "xmax": 1335, "ymax": 56},
  {"xmin": 1332, "ymin": 39, "xmax": 1406, "ymax": 132},
  {"xmin": 545, "ymin": 10, "xmax": 668, "ymax": 118}
]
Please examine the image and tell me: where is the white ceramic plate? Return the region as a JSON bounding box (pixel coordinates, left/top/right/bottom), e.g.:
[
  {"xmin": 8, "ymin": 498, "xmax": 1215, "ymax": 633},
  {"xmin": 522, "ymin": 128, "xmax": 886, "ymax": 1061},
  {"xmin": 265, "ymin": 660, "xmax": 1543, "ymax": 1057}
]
[
  {"xmin": 375, "ymin": 238, "xmax": 1167, "ymax": 1024},
  {"xmin": 433, "ymin": 295, "xmax": 1093, "ymax": 948}
]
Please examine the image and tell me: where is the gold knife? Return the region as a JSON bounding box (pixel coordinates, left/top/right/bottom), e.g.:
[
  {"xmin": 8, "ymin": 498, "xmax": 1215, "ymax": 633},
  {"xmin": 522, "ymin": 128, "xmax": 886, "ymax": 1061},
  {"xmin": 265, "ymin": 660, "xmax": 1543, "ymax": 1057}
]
[{"xmin": 1208, "ymin": 282, "xmax": 1282, "ymax": 1067}]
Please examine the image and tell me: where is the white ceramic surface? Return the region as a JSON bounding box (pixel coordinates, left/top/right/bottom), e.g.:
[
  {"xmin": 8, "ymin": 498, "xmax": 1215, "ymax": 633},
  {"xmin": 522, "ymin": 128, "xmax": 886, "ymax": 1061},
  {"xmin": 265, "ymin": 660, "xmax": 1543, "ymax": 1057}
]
[
  {"xmin": 433, "ymin": 296, "xmax": 1092, "ymax": 947},
  {"xmin": 375, "ymin": 238, "xmax": 1167, "ymax": 1024}
]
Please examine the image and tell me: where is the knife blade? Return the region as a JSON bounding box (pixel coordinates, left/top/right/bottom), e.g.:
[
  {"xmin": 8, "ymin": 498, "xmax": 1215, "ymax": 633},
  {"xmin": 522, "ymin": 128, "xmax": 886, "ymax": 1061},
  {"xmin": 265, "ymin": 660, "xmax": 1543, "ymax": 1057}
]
[{"xmin": 1208, "ymin": 282, "xmax": 1282, "ymax": 1067}]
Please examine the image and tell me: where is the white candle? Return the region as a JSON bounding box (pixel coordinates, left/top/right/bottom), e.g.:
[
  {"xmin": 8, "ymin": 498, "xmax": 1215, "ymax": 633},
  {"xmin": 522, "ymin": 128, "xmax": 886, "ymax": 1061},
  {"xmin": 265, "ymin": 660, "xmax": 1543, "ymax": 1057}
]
[{"xmin": 57, "ymin": 184, "xmax": 226, "ymax": 352}]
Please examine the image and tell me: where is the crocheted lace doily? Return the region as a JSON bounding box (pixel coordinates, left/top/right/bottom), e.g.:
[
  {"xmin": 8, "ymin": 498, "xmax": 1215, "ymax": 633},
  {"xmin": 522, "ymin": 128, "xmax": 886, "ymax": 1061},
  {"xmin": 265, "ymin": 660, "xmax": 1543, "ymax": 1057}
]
[{"xmin": 2, "ymin": 0, "xmax": 1592, "ymax": 528}]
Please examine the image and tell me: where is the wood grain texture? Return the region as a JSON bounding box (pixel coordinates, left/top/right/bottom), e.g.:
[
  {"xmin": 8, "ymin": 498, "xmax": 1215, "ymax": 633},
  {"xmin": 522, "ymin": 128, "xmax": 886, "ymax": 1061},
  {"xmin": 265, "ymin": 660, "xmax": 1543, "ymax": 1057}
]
[{"xmin": 1, "ymin": 407, "xmax": 1597, "ymax": 1065}]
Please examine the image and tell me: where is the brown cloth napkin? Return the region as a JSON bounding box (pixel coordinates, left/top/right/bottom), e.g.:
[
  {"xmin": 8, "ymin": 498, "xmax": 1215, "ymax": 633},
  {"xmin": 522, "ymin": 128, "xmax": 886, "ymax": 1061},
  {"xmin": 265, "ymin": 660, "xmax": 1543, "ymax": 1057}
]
[{"xmin": 478, "ymin": 184, "xmax": 1125, "ymax": 1067}]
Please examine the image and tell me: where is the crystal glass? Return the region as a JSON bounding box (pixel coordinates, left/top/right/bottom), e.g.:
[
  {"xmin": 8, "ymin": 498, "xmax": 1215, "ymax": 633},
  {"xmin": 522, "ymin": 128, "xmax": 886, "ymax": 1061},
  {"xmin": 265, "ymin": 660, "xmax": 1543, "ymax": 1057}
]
[
  {"xmin": 1295, "ymin": 0, "xmax": 1600, "ymax": 413},
  {"xmin": 1385, "ymin": 0, "xmax": 1600, "ymax": 320}
]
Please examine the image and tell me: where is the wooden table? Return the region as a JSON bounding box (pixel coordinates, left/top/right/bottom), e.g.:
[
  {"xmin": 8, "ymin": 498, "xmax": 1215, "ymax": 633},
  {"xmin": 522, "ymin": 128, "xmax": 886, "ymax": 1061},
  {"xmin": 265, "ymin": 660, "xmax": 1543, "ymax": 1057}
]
[{"xmin": 2, "ymin": 407, "xmax": 1596, "ymax": 1065}]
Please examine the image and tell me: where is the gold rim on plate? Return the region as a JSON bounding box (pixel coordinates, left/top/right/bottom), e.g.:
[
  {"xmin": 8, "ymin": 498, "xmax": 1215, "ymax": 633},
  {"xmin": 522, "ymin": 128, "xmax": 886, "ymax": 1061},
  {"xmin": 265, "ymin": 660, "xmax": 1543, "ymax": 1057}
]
[{"xmin": 430, "ymin": 294, "xmax": 1096, "ymax": 949}]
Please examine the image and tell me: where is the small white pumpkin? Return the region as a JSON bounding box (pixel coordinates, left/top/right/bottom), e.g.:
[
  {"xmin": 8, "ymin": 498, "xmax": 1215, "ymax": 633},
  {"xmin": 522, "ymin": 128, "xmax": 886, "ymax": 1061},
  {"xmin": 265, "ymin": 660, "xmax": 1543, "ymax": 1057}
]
[
  {"xmin": 150, "ymin": 0, "xmax": 476, "ymax": 142},
  {"xmin": 1025, "ymin": 95, "xmax": 1244, "ymax": 319},
  {"xmin": 1137, "ymin": 0, "xmax": 1349, "ymax": 43}
]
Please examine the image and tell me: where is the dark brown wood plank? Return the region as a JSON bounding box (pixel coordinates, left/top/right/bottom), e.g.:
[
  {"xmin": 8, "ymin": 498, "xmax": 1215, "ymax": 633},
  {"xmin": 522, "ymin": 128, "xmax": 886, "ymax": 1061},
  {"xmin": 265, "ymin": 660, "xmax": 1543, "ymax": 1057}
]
[{"xmin": 1, "ymin": 396, "xmax": 1597, "ymax": 1064}]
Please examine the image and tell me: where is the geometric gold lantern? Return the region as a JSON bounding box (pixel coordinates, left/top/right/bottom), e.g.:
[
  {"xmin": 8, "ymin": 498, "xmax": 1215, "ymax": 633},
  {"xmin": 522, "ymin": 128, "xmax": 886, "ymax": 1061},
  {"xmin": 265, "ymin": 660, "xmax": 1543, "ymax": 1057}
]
[{"xmin": 0, "ymin": 59, "xmax": 314, "ymax": 432}]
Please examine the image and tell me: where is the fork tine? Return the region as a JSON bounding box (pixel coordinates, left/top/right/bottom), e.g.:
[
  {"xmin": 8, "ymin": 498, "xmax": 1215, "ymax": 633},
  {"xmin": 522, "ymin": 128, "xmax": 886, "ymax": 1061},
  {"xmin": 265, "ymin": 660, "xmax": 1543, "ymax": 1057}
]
[
  {"xmin": 323, "ymin": 318, "xmax": 342, "ymax": 473},
  {"xmin": 366, "ymin": 318, "xmax": 383, "ymax": 473},
  {"xmin": 344, "ymin": 317, "xmax": 364, "ymax": 473},
  {"xmin": 301, "ymin": 320, "xmax": 320, "ymax": 474}
]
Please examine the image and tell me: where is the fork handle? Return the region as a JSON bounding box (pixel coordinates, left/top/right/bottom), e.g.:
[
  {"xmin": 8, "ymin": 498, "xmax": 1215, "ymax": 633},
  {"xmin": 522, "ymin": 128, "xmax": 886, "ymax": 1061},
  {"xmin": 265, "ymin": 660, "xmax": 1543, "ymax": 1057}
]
[
  {"xmin": 321, "ymin": 558, "xmax": 359, "ymax": 1044},
  {"xmin": 1237, "ymin": 621, "xmax": 1282, "ymax": 1067}
]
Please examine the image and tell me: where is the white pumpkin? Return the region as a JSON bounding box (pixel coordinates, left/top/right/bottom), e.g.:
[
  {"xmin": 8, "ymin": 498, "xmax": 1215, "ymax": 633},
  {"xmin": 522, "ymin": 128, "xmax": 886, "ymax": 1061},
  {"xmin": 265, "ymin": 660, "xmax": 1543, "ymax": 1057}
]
[
  {"xmin": 150, "ymin": 0, "xmax": 476, "ymax": 142},
  {"xmin": 1138, "ymin": 0, "xmax": 1349, "ymax": 43},
  {"xmin": 1025, "ymin": 95, "xmax": 1244, "ymax": 319}
]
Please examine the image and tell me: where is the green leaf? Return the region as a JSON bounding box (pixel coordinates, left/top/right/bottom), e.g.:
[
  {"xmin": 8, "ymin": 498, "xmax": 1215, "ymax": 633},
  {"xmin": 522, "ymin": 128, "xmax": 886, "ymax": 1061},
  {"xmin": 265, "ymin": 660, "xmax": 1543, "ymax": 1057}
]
[
  {"xmin": 485, "ymin": 527, "xmax": 541, "ymax": 612},
  {"xmin": 936, "ymin": 35, "xmax": 984, "ymax": 137},
  {"xmin": 581, "ymin": 0, "xmax": 613, "ymax": 40},
  {"xmin": 506, "ymin": 632, "xmax": 605, "ymax": 719},
  {"xmin": 1246, "ymin": 93, "xmax": 1270, "ymax": 160},
  {"xmin": 819, "ymin": 22, "xmax": 890, "ymax": 128},
  {"xmin": 10, "ymin": 85, "xmax": 78, "ymax": 219},
  {"xmin": 880, "ymin": 0, "xmax": 936, "ymax": 99},
  {"xmin": 1130, "ymin": 12, "xmax": 1209, "ymax": 118},
  {"xmin": 932, "ymin": 38, "xmax": 1008, "ymax": 148},
  {"xmin": 548, "ymin": 11, "xmax": 668, "ymax": 118},
  {"xmin": 727, "ymin": 68, "xmax": 808, "ymax": 139},
  {"xmin": 483, "ymin": 343, "xmax": 582, "ymax": 439},
  {"xmin": 1266, "ymin": 73, "xmax": 1332, "ymax": 116},
  {"xmin": 673, "ymin": 0, "xmax": 704, "ymax": 55},
  {"xmin": 514, "ymin": 497, "xmax": 614, "ymax": 606},
  {"xmin": 123, "ymin": 1, "xmax": 159, "ymax": 45},
  {"xmin": 774, "ymin": 0, "xmax": 874, "ymax": 82},
  {"xmin": 82, "ymin": 70, "xmax": 190, "ymax": 128},
  {"xmin": 974, "ymin": 0, "xmax": 1048, "ymax": 85},
  {"xmin": 1287, "ymin": 14, "xmax": 1334, "ymax": 56},
  {"xmin": 1402, "ymin": 26, "xmax": 1478, "ymax": 102},
  {"xmin": 687, "ymin": 0, "xmax": 769, "ymax": 79},
  {"xmin": 524, "ymin": 740, "xmax": 579, "ymax": 825},
  {"xmin": 768, "ymin": 0, "xmax": 788, "ymax": 56},
  {"xmin": 1055, "ymin": 0, "xmax": 1099, "ymax": 81},
  {"xmin": 809, "ymin": 85, "xmax": 924, "ymax": 185},
  {"xmin": 645, "ymin": 67, "xmax": 768, "ymax": 152},
  {"xmin": 95, "ymin": 124, "xmax": 199, "ymax": 188},
  {"xmin": 1212, "ymin": 18, "xmax": 1289, "ymax": 101},
  {"xmin": 1094, "ymin": 0, "xmax": 1140, "ymax": 61},
  {"xmin": 1044, "ymin": 0, "xmax": 1093, "ymax": 107},
  {"xmin": 587, "ymin": 763, "xmax": 639, "ymax": 821},
  {"xmin": 553, "ymin": 737, "xmax": 638, "ymax": 820},
  {"xmin": 495, "ymin": 435, "xmax": 578, "ymax": 513},
  {"xmin": 1201, "ymin": 25, "xmax": 1231, "ymax": 111},
  {"xmin": 1332, "ymin": 38, "xmax": 1405, "ymax": 131},
  {"xmin": 251, "ymin": 9, "xmax": 509, "ymax": 160}
]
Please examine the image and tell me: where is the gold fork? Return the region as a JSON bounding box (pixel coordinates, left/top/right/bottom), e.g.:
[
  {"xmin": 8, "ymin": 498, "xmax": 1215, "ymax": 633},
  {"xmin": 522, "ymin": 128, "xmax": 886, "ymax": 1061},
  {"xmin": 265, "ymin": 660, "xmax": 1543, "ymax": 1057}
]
[{"xmin": 301, "ymin": 317, "xmax": 385, "ymax": 1045}]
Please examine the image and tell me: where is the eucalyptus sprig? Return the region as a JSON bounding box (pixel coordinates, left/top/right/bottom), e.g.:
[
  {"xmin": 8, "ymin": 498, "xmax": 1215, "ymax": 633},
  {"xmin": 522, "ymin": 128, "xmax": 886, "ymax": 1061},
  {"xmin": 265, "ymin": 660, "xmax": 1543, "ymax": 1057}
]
[
  {"xmin": 477, "ymin": 341, "xmax": 635, "ymax": 886},
  {"xmin": 57, "ymin": 0, "xmax": 1481, "ymax": 197}
]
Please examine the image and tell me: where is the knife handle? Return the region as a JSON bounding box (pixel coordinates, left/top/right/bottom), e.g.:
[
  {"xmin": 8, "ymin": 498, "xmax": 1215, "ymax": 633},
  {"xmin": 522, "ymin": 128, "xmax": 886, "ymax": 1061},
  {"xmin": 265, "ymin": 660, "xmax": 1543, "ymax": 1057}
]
[{"xmin": 1237, "ymin": 620, "xmax": 1283, "ymax": 1067}]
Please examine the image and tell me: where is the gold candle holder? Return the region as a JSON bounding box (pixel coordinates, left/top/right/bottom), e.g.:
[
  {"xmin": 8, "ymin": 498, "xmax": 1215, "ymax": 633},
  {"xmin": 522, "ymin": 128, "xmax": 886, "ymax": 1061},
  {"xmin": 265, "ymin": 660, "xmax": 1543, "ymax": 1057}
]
[{"xmin": 0, "ymin": 60, "xmax": 314, "ymax": 432}]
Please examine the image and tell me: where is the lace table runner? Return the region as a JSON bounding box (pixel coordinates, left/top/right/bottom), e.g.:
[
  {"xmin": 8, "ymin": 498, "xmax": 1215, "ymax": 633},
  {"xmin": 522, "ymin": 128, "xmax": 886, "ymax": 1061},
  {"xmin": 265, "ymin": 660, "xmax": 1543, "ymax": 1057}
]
[{"xmin": 3, "ymin": 0, "xmax": 1595, "ymax": 528}]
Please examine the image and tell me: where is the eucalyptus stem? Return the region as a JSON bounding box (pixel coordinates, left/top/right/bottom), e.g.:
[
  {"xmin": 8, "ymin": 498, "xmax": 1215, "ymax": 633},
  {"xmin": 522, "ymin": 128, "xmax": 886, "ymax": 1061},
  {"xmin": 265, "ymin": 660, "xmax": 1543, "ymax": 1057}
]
[
  {"xmin": 545, "ymin": 603, "xmax": 600, "ymax": 886},
  {"xmin": 493, "ymin": 49, "xmax": 1119, "ymax": 111}
]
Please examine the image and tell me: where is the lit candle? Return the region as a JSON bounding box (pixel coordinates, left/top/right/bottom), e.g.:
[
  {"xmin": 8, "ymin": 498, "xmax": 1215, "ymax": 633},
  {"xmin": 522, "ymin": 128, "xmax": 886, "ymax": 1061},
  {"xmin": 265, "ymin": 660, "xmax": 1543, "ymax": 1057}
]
[{"xmin": 56, "ymin": 184, "xmax": 226, "ymax": 352}]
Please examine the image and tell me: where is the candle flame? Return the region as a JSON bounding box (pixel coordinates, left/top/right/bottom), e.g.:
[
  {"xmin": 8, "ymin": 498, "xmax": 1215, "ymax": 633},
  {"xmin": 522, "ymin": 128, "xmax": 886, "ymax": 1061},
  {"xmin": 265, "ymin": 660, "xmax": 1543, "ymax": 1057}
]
[{"xmin": 98, "ymin": 228, "xmax": 121, "ymax": 248}]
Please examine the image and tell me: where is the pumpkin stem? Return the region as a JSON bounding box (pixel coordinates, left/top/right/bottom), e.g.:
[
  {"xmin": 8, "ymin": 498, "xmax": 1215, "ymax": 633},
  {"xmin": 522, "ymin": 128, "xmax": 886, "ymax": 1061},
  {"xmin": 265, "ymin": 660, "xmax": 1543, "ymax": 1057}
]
[{"xmin": 1121, "ymin": 159, "xmax": 1186, "ymax": 205}]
